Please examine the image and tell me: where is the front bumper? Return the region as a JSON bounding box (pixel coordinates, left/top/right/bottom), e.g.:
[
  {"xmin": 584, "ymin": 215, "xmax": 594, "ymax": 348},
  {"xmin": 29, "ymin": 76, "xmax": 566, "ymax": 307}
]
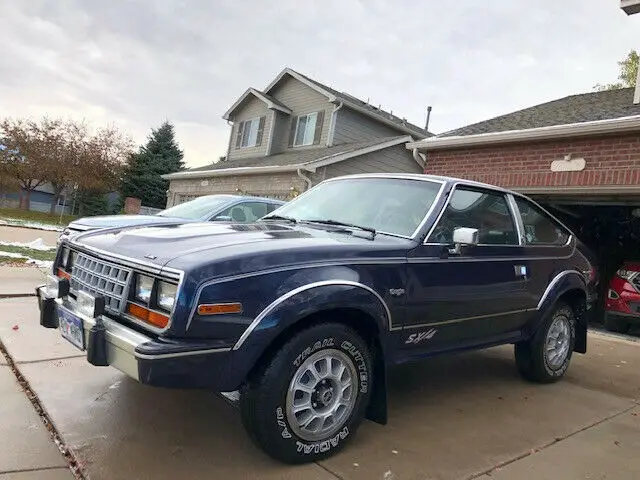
[
  {"xmin": 36, "ymin": 286, "xmax": 236, "ymax": 390},
  {"xmin": 605, "ymin": 311, "xmax": 640, "ymax": 325}
]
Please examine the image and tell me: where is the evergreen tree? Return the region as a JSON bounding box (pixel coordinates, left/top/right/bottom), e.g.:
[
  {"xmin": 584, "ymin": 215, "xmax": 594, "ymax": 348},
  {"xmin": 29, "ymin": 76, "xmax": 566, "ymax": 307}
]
[{"xmin": 121, "ymin": 121, "xmax": 185, "ymax": 209}]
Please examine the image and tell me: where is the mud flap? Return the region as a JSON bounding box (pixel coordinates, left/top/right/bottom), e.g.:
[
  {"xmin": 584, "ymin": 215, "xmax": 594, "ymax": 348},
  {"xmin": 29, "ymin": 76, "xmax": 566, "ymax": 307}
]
[{"xmin": 365, "ymin": 347, "xmax": 387, "ymax": 425}]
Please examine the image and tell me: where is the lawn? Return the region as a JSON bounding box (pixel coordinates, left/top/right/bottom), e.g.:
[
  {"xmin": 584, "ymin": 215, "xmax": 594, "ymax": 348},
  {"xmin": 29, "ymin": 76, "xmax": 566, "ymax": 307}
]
[
  {"xmin": 0, "ymin": 245, "xmax": 57, "ymax": 262},
  {"xmin": 0, "ymin": 207, "xmax": 76, "ymax": 227}
]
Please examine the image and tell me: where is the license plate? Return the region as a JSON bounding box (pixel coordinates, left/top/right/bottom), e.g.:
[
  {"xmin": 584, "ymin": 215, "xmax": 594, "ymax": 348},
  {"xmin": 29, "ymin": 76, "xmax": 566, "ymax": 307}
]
[{"xmin": 58, "ymin": 305, "xmax": 85, "ymax": 350}]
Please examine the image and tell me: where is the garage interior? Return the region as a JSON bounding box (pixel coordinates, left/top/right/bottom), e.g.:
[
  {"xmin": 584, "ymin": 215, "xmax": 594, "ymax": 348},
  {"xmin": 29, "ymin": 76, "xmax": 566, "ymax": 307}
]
[{"xmin": 530, "ymin": 191, "xmax": 640, "ymax": 328}]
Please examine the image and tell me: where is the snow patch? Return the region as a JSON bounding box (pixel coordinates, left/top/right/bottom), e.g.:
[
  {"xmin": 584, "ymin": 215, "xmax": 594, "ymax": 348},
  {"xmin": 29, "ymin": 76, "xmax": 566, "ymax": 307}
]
[
  {"xmin": 0, "ymin": 238, "xmax": 56, "ymax": 251},
  {"xmin": 0, "ymin": 218, "xmax": 64, "ymax": 232},
  {"xmin": 0, "ymin": 250, "xmax": 54, "ymax": 269}
]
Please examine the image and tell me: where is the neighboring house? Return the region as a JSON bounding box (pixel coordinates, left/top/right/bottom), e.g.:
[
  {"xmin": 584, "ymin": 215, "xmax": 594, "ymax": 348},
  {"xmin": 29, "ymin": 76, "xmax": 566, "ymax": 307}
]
[
  {"xmin": 163, "ymin": 67, "xmax": 432, "ymax": 204},
  {"xmin": 0, "ymin": 182, "xmax": 73, "ymax": 215}
]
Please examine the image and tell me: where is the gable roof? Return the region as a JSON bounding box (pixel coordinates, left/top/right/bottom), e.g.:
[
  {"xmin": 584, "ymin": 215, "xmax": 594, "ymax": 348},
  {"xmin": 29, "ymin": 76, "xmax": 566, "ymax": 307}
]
[
  {"xmin": 163, "ymin": 136, "xmax": 415, "ymax": 179},
  {"xmin": 263, "ymin": 67, "xmax": 432, "ymax": 138},
  {"xmin": 223, "ymin": 88, "xmax": 292, "ymax": 120},
  {"xmin": 442, "ymin": 87, "xmax": 640, "ymax": 137}
]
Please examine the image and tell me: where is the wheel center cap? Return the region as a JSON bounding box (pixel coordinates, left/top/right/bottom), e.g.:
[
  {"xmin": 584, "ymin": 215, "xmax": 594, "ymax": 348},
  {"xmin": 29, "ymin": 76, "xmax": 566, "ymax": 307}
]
[{"xmin": 321, "ymin": 389, "xmax": 333, "ymax": 404}]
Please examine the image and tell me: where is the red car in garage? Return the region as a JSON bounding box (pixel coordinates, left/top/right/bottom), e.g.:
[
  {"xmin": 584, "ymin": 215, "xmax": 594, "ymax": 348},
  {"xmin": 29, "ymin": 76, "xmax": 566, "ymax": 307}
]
[{"xmin": 605, "ymin": 262, "xmax": 640, "ymax": 333}]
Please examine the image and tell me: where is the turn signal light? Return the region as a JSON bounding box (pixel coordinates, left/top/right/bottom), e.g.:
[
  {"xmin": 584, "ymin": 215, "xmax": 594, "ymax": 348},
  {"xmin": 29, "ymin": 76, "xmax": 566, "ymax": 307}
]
[
  {"xmin": 127, "ymin": 303, "xmax": 169, "ymax": 328},
  {"xmin": 197, "ymin": 303, "xmax": 243, "ymax": 315},
  {"xmin": 56, "ymin": 268, "xmax": 71, "ymax": 280}
]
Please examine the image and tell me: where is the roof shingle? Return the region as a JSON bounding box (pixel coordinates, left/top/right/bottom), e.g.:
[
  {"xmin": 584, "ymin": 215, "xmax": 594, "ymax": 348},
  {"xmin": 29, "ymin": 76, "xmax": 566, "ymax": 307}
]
[
  {"xmin": 442, "ymin": 87, "xmax": 640, "ymax": 137},
  {"xmin": 187, "ymin": 136, "xmax": 407, "ymax": 172}
]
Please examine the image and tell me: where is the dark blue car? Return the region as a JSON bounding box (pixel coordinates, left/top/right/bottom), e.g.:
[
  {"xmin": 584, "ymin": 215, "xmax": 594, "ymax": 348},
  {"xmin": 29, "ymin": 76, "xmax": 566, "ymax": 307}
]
[{"xmin": 37, "ymin": 174, "xmax": 597, "ymax": 464}]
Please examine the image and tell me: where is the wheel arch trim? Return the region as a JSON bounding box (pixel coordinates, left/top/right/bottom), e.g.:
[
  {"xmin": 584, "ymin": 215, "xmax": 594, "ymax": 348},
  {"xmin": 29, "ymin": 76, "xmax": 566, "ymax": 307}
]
[
  {"xmin": 232, "ymin": 280, "xmax": 391, "ymax": 351},
  {"xmin": 537, "ymin": 270, "xmax": 586, "ymax": 311}
]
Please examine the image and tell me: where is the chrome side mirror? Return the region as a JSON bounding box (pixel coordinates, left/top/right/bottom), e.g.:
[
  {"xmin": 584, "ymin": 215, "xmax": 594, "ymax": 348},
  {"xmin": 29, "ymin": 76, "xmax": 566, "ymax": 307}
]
[{"xmin": 449, "ymin": 227, "xmax": 479, "ymax": 255}]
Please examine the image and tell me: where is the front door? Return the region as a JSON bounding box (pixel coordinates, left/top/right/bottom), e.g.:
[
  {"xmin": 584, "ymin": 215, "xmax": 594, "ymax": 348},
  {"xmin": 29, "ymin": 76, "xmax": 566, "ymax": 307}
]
[{"xmin": 401, "ymin": 185, "xmax": 533, "ymax": 356}]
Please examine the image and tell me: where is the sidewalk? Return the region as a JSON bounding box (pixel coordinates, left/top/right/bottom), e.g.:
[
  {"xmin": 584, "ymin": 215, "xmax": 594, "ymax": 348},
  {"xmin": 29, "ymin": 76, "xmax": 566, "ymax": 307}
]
[{"xmin": 0, "ymin": 357, "xmax": 73, "ymax": 479}]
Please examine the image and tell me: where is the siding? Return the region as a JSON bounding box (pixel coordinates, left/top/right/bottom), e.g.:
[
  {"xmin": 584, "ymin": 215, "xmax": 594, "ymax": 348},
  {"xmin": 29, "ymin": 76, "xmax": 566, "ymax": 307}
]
[
  {"xmin": 310, "ymin": 143, "xmax": 421, "ymax": 183},
  {"xmin": 269, "ymin": 111, "xmax": 290, "ymax": 155},
  {"xmin": 332, "ymin": 107, "xmax": 405, "ymax": 145},
  {"xmin": 269, "ymin": 76, "xmax": 332, "ymax": 151},
  {"xmin": 227, "ymin": 96, "xmax": 271, "ymax": 160}
]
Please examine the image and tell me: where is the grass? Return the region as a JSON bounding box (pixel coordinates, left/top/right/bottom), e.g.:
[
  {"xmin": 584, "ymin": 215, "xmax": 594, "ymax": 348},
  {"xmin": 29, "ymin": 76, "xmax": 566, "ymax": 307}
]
[
  {"xmin": 0, "ymin": 257, "xmax": 28, "ymax": 266},
  {"xmin": 0, "ymin": 207, "xmax": 76, "ymax": 227},
  {"xmin": 0, "ymin": 245, "xmax": 57, "ymax": 262}
]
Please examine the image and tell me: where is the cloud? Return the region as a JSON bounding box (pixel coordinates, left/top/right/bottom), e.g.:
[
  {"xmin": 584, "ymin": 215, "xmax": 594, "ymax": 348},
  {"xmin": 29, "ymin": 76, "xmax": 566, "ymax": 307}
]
[{"xmin": 0, "ymin": 0, "xmax": 637, "ymax": 167}]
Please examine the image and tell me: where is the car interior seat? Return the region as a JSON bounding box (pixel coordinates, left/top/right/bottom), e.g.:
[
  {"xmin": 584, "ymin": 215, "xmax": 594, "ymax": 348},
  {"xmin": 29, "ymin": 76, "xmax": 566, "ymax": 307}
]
[{"xmin": 230, "ymin": 207, "xmax": 247, "ymax": 222}]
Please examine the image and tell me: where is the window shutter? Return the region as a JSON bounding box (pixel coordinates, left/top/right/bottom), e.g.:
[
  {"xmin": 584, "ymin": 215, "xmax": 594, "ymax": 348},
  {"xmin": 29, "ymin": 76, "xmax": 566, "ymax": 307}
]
[
  {"xmin": 235, "ymin": 122, "xmax": 244, "ymax": 149},
  {"xmin": 255, "ymin": 116, "xmax": 266, "ymax": 146},
  {"xmin": 288, "ymin": 116, "xmax": 298, "ymax": 147},
  {"xmin": 313, "ymin": 111, "xmax": 325, "ymax": 145}
]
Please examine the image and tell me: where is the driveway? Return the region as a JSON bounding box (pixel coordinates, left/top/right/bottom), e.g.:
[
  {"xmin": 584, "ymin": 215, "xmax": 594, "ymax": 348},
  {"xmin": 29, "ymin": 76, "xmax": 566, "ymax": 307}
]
[
  {"xmin": 0, "ymin": 225, "xmax": 60, "ymax": 246},
  {"xmin": 1, "ymin": 294, "xmax": 639, "ymax": 480}
]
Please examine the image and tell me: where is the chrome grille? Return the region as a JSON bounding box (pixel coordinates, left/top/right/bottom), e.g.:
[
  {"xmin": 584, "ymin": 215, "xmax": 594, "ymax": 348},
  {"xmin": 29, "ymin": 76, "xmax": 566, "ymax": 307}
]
[
  {"xmin": 70, "ymin": 253, "xmax": 132, "ymax": 312},
  {"xmin": 632, "ymin": 274, "xmax": 640, "ymax": 292}
]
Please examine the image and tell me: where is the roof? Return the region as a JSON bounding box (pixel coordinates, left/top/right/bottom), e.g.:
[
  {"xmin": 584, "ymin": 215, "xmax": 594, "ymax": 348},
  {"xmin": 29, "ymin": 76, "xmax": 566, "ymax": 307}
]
[
  {"xmin": 223, "ymin": 88, "xmax": 292, "ymax": 120},
  {"xmin": 289, "ymin": 69, "xmax": 431, "ymax": 138},
  {"xmin": 229, "ymin": 67, "xmax": 431, "ymax": 138},
  {"xmin": 164, "ymin": 136, "xmax": 416, "ymax": 179},
  {"xmin": 441, "ymin": 88, "xmax": 640, "ymax": 137}
]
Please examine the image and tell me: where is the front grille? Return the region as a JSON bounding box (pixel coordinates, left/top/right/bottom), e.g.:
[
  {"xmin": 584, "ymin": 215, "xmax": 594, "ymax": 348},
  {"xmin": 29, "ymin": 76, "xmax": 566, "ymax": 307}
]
[
  {"xmin": 632, "ymin": 275, "xmax": 640, "ymax": 292},
  {"xmin": 70, "ymin": 253, "xmax": 132, "ymax": 312}
]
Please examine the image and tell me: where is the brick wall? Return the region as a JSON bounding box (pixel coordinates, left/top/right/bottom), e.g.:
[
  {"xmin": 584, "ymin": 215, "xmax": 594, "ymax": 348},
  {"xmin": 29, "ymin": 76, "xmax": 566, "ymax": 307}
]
[{"xmin": 424, "ymin": 133, "xmax": 640, "ymax": 189}]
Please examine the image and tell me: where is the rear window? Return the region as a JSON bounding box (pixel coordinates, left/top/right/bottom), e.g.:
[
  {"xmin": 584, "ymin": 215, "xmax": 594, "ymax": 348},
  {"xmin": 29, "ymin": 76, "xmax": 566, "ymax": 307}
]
[{"xmin": 514, "ymin": 197, "xmax": 570, "ymax": 246}]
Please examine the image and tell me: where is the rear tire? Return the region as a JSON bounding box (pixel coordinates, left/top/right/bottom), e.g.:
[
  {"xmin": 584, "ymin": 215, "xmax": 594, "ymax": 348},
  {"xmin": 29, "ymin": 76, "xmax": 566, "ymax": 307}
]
[
  {"xmin": 240, "ymin": 323, "xmax": 372, "ymax": 464},
  {"xmin": 515, "ymin": 303, "xmax": 575, "ymax": 383},
  {"xmin": 604, "ymin": 315, "xmax": 630, "ymax": 334}
]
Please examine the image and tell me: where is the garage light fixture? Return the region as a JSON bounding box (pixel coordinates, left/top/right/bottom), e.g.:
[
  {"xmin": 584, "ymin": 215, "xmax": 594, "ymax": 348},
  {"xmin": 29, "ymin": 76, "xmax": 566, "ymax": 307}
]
[{"xmin": 632, "ymin": 208, "xmax": 640, "ymax": 218}]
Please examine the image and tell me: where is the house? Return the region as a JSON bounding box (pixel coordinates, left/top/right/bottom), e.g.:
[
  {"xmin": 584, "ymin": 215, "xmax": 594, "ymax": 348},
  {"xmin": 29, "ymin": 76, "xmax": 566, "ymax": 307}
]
[
  {"xmin": 0, "ymin": 182, "xmax": 73, "ymax": 215},
  {"xmin": 407, "ymin": 85, "xmax": 640, "ymax": 307},
  {"xmin": 163, "ymin": 68, "xmax": 432, "ymax": 204}
]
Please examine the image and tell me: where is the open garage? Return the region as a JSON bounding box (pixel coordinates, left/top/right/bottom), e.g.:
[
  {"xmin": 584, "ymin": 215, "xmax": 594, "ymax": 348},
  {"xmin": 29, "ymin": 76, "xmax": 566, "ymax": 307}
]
[{"xmin": 407, "ymin": 87, "xmax": 640, "ymax": 330}]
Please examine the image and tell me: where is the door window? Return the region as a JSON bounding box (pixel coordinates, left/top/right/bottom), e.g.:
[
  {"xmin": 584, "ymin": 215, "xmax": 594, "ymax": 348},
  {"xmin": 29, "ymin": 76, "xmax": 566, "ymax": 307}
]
[
  {"xmin": 215, "ymin": 202, "xmax": 275, "ymax": 222},
  {"xmin": 428, "ymin": 187, "xmax": 518, "ymax": 245},
  {"xmin": 514, "ymin": 197, "xmax": 570, "ymax": 245}
]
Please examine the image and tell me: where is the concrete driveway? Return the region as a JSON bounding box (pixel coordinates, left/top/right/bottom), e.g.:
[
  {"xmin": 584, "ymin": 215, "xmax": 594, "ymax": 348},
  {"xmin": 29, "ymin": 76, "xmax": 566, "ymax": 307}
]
[{"xmin": 1, "ymin": 294, "xmax": 639, "ymax": 480}]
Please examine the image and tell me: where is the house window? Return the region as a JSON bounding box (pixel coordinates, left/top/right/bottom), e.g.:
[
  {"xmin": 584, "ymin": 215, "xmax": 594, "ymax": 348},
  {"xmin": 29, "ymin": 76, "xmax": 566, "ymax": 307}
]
[
  {"xmin": 235, "ymin": 117, "xmax": 265, "ymax": 149},
  {"xmin": 294, "ymin": 112, "xmax": 319, "ymax": 146}
]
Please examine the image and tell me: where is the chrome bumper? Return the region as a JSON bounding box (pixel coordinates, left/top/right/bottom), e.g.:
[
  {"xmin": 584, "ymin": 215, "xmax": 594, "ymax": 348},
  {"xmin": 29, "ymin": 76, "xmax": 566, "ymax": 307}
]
[{"xmin": 37, "ymin": 286, "xmax": 150, "ymax": 381}]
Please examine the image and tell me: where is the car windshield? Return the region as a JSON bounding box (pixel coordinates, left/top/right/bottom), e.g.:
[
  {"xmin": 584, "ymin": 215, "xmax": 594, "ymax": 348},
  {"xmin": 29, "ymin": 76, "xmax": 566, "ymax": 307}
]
[
  {"xmin": 265, "ymin": 177, "xmax": 443, "ymax": 237},
  {"xmin": 156, "ymin": 196, "xmax": 231, "ymax": 220}
]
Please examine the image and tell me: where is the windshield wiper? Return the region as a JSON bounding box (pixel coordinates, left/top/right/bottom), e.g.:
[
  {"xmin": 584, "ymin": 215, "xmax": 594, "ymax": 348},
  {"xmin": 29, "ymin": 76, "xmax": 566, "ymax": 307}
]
[
  {"xmin": 260, "ymin": 215, "xmax": 297, "ymax": 224},
  {"xmin": 301, "ymin": 219, "xmax": 376, "ymax": 238}
]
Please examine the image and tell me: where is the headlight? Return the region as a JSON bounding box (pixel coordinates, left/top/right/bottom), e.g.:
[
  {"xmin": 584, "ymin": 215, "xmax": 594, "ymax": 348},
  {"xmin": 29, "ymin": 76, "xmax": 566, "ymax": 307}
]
[
  {"xmin": 157, "ymin": 282, "xmax": 177, "ymax": 311},
  {"xmin": 135, "ymin": 275, "xmax": 154, "ymax": 304},
  {"xmin": 617, "ymin": 269, "xmax": 638, "ymax": 281}
]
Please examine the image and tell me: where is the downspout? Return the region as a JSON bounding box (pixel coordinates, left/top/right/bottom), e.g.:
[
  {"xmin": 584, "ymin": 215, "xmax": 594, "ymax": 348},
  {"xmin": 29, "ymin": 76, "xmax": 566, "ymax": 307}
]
[
  {"xmin": 297, "ymin": 168, "xmax": 313, "ymax": 191},
  {"xmin": 224, "ymin": 119, "xmax": 234, "ymax": 162},
  {"xmin": 326, "ymin": 101, "xmax": 344, "ymax": 146}
]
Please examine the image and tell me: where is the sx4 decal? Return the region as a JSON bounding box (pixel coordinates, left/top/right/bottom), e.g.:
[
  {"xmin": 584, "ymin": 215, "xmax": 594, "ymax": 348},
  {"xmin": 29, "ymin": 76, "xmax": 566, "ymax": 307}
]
[{"xmin": 405, "ymin": 328, "xmax": 437, "ymax": 344}]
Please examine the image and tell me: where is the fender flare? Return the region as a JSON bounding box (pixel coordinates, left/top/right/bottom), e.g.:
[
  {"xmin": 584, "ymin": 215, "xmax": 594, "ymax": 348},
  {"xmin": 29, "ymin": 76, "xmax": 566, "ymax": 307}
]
[
  {"xmin": 536, "ymin": 270, "xmax": 587, "ymax": 314},
  {"xmin": 232, "ymin": 279, "xmax": 391, "ymax": 351}
]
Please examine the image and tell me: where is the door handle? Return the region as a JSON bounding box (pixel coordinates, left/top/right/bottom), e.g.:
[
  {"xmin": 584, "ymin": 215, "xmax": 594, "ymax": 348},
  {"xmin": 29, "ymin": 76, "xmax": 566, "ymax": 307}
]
[{"xmin": 514, "ymin": 265, "xmax": 528, "ymax": 280}]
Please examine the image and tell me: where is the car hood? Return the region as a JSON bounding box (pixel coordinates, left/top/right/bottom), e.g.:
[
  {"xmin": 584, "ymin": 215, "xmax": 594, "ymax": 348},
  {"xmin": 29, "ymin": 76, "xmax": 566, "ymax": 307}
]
[
  {"xmin": 70, "ymin": 215, "xmax": 189, "ymax": 230},
  {"xmin": 71, "ymin": 222, "xmax": 411, "ymax": 276}
]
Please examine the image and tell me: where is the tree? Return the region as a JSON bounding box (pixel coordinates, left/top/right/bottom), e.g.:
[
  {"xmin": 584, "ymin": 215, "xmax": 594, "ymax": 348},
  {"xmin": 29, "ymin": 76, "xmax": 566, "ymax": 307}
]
[
  {"xmin": 594, "ymin": 49, "xmax": 639, "ymax": 91},
  {"xmin": 120, "ymin": 121, "xmax": 185, "ymax": 209},
  {"xmin": 0, "ymin": 116, "xmax": 133, "ymax": 211}
]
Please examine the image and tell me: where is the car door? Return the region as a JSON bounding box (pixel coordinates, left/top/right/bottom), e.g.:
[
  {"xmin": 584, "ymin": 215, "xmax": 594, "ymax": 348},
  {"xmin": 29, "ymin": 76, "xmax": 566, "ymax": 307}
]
[{"xmin": 402, "ymin": 185, "xmax": 533, "ymax": 353}]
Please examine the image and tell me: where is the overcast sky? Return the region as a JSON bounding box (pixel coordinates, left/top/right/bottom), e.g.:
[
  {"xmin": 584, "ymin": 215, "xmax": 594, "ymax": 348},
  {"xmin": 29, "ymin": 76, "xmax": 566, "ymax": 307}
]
[{"xmin": 1, "ymin": 1, "xmax": 638, "ymax": 168}]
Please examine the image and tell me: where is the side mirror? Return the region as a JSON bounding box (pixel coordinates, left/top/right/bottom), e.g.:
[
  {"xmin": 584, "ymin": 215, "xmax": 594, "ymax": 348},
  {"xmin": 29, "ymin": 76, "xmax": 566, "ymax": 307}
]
[
  {"xmin": 212, "ymin": 215, "xmax": 232, "ymax": 222},
  {"xmin": 449, "ymin": 227, "xmax": 479, "ymax": 255}
]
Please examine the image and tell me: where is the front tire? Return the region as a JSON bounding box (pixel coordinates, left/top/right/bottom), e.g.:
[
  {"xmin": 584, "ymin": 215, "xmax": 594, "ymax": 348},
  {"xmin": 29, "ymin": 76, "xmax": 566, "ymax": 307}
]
[
  {"xmin": 240, "ymin": 323, "xmax": 372, "ymax": 464},
  {"xmin": 515, "ymin": 303, "xmax": 575, "ymax": 383}
]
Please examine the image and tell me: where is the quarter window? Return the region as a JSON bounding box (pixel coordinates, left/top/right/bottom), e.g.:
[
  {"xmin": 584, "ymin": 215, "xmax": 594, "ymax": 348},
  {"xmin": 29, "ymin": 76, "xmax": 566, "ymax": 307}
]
[
  {"xmin": 514, "ymin": 197, "xmax": 570, "ymax": 245},
  {"xmin": 428, "ymin": 187, "xmax": 518, "ymax": 245}
]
